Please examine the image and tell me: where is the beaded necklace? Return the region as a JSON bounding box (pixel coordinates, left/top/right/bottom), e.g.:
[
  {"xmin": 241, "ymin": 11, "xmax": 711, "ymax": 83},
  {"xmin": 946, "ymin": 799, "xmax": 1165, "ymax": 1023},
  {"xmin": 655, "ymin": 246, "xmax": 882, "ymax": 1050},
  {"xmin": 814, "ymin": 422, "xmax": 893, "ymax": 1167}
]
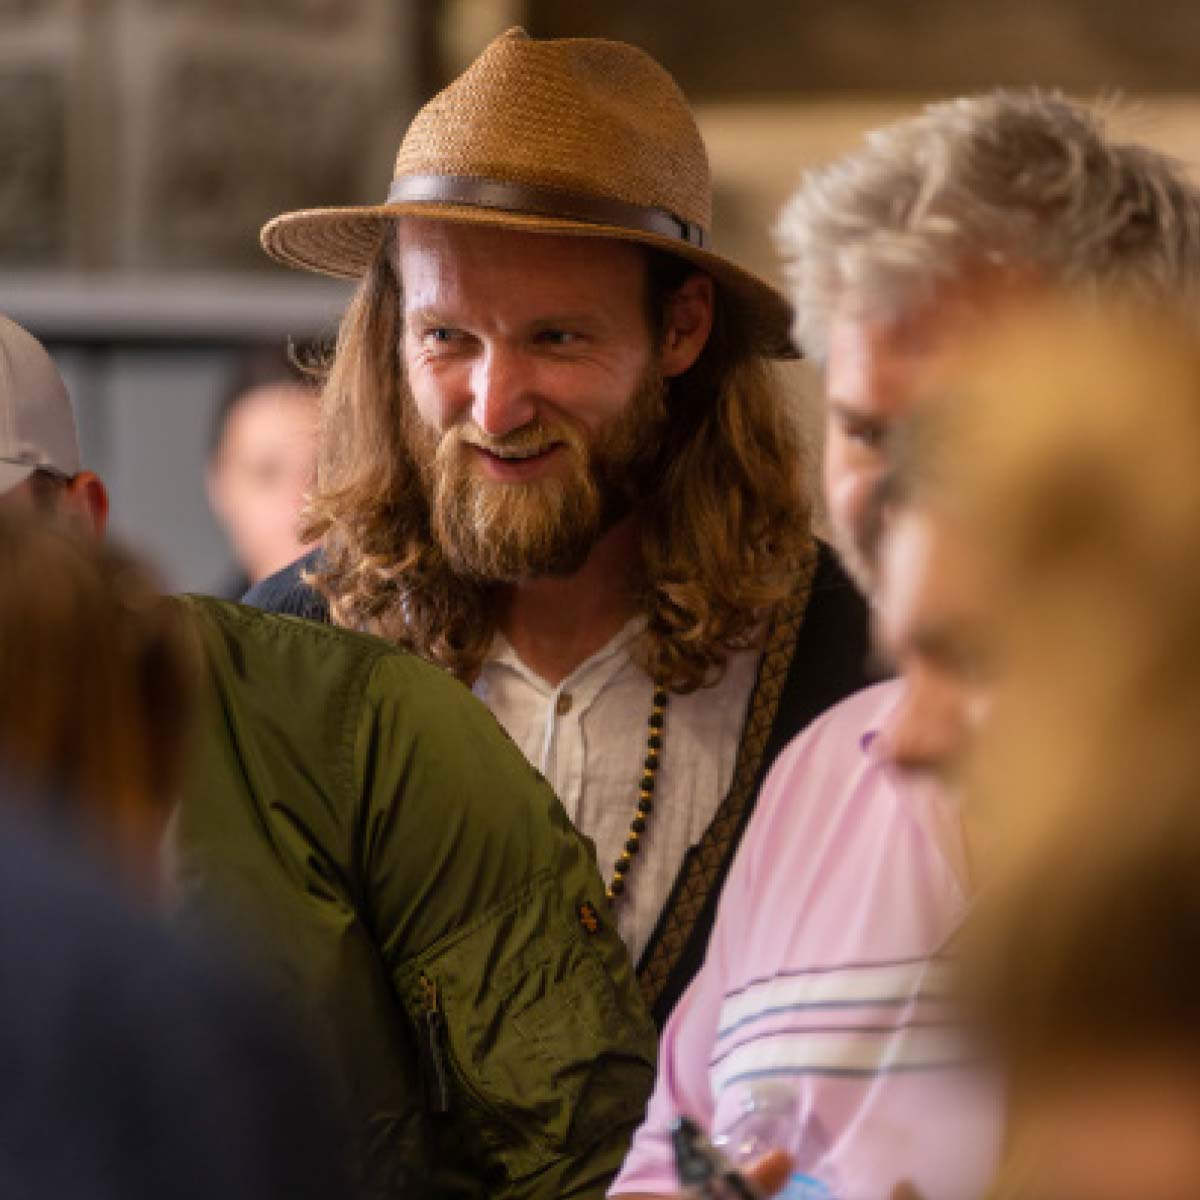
[{"xmin": 606, "ymin": 681, "xmax": 669, "ymax": 903}]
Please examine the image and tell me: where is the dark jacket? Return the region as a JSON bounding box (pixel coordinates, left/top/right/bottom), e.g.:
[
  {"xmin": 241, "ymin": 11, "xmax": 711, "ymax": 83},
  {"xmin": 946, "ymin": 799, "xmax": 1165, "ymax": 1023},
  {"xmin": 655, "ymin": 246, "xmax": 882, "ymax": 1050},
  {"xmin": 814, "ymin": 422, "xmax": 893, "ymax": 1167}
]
[
  {"xmin": 171, "ymin": 598, "xmax": 657, "ymax": 1199},
  {"xmin": 244, "ymin": 543, "xmax": 874, "ymax": 1026},
  {"xmin": 0, "ymin": 802, "xmax": 349, "ymax": 1200}
]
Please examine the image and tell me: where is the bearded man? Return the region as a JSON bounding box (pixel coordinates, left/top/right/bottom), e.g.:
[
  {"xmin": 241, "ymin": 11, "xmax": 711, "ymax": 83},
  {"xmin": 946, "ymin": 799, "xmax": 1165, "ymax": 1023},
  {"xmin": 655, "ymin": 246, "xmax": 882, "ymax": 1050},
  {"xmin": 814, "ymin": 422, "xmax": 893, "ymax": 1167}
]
[{"xmin": 247, "ymin": 28, "xmax": 872, "ymax": 1023}]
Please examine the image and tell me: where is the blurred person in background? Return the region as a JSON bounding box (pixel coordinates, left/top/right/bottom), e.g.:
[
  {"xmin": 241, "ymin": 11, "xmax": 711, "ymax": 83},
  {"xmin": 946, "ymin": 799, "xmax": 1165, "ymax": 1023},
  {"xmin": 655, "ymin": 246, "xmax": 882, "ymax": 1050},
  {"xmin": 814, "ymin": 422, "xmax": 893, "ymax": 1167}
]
[
  {"xmin": 611, "ymin": 91, "xmax": 1200, "ymax": 1200},
  {"xmin": 206, "ymin": 345, "xmax": 318, "ymax": 597},
  {"xmin": 922, "ymin": 309, "xmax": 1200, "ymax": 1200},
  {"xmin": 246, "ymin": 27, "xmax": 873, "ymax": 1019},
  {"xmin": 0, "ymin": 312, "xmax": 107, "ymax": 532},
  {"xmin": 0, "ymin": 315, "xmax": 657, "ymax": 1197}
]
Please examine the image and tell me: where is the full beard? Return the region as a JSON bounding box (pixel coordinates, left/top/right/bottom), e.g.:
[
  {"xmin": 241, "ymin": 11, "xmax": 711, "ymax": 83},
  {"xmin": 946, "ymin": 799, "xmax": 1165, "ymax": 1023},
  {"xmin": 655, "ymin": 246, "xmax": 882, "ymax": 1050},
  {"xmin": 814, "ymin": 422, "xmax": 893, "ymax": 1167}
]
[{"xmin": 405, "ymin": 368, "xmax": 668, "ymax": 584}]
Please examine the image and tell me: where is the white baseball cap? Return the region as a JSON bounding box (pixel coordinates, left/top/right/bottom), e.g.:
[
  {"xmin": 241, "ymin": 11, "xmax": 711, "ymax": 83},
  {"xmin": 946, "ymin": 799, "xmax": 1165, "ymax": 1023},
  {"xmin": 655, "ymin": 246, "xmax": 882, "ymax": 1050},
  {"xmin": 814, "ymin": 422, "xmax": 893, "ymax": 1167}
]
[{"xmin": 0, "ymin": 314, "xmax": 81, "ymax": 494}]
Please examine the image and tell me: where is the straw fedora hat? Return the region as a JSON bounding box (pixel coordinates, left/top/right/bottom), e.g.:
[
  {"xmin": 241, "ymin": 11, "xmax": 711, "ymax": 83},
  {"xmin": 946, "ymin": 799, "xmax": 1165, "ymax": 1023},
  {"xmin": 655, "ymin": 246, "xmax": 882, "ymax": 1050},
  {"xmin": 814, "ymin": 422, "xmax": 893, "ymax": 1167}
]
[{"xmin": 261, "ymin": 28, "xmax": 796, "ymax": 358}]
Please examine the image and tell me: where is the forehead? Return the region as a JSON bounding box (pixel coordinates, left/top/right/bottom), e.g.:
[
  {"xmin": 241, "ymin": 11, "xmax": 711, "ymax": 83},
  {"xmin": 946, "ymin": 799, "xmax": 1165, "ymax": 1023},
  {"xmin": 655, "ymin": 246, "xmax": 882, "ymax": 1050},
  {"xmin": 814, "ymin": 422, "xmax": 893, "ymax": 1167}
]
[
  {"xmin": 826, "ymin": 275, "xmax": 1007, "ymax": 418},
  {"xmin": 222, "ymin": 384, "xmax": 316, "ymax": 444},
  {"xmin": 826, "ymin": 307, "xmax": 950, "ymax": 422},
  {"xmin": 393, "ymin": 219, "xmax": 648, "ymax": 314}
]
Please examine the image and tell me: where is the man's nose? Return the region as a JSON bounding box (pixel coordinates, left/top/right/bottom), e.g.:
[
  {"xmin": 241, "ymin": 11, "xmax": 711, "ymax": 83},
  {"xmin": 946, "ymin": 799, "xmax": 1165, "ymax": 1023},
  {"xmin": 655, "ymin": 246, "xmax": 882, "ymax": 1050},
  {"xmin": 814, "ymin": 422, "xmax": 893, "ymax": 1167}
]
[
  {"xmin": 883, "ymin": 677, "xmax": 968, "ymax": 781},
  {"xmin": 470, "ymin": 345, "xmax": 537, "ymax": 437}
]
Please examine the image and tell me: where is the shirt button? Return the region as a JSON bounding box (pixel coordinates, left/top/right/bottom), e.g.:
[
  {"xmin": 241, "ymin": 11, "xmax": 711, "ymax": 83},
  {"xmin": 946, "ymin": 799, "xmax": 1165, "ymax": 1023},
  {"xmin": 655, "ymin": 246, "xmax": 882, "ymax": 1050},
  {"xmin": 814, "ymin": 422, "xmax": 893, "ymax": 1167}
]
[{"xmin": 555, "ymin": 692, "xmax": 573, "ymax": 716}]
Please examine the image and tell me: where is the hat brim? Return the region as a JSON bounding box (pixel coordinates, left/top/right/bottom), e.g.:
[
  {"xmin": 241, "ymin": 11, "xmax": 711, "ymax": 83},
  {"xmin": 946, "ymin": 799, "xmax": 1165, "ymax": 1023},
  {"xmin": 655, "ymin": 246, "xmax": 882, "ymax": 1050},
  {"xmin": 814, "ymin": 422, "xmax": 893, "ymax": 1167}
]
[{"xmin": 261, "ymin": 202, "xmax": 798, "ymax": 359}]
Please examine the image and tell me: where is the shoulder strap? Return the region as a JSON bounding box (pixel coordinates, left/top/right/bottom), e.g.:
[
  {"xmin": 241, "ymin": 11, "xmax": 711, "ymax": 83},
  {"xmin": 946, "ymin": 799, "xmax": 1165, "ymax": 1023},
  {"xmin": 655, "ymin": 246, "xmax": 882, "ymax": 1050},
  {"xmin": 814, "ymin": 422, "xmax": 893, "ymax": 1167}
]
[{"xmin": 636, "ymin": 543, "xmax": 873, "ymax": 1025}]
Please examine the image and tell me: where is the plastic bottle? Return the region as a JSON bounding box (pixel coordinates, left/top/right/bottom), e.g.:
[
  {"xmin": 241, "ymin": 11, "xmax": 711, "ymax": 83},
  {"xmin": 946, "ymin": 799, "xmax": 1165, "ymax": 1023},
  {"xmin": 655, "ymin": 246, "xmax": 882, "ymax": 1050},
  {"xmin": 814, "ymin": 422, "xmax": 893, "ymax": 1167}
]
[{"xmin": 712, "ymin": 1082, "xmax": 841, "ymax": 1200}]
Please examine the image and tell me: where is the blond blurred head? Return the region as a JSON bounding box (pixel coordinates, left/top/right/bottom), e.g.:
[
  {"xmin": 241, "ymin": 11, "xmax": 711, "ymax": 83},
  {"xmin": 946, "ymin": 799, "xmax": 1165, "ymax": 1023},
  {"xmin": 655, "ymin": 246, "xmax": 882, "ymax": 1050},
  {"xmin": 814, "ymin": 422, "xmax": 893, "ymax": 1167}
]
[
  {"xmin": 909, "ymin": 302, "xmax": 1200, "ymax": 1199},
  {"xmin": 913, "ymin": 303, "xmax": 1200, "ymax": 866}
]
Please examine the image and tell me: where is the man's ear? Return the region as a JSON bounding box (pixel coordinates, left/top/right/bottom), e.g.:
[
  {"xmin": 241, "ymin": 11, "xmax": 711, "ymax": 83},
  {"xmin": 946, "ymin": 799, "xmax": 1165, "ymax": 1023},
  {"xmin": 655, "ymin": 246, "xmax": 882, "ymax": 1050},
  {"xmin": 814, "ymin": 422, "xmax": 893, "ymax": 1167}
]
[
  {"xmin": 64, "ymin": 471, "xmax": 109, "ymax": 538},
  {"xmin": 659, "ymin": 271, "xmax": 715, "ymax": 378}
]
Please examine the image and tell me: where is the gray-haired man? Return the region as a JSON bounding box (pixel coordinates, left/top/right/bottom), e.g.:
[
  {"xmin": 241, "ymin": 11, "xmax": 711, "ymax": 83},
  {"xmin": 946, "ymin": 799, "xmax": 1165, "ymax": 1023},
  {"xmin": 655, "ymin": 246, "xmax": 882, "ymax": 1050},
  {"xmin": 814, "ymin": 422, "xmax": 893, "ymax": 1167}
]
[
  {"xmin": 782, "ymin": 89, "xmax": 1200, "ymax": 595},
  {"xmin": 612, "ymin": 89, "xmax": 1200, "ymax": 1200}
]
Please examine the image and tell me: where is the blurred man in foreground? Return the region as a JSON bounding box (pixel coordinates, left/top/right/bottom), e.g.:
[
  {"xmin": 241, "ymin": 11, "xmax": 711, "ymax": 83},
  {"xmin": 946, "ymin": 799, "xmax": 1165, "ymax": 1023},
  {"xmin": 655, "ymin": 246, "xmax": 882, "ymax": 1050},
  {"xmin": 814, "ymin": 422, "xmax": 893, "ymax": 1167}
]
[
  {"xmin": 0, "ymin": 314, "xmax": 657, "ymax": 1198},
  {"xmin": 923, "ymin": 310, "xmax": 1200, "ymax": 1200},
  {"xmin": 611, "ymin": 90, "xmax": 1200, "ymax": 1200}
]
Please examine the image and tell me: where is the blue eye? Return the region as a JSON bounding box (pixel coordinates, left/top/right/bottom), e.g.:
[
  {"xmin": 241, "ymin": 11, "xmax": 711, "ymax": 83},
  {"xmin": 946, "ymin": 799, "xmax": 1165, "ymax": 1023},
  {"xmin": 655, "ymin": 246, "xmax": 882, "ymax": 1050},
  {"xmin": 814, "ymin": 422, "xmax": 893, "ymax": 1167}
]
[{"xmin": 535, "ymin": 330, "xmax": 579, "ymax": 346}]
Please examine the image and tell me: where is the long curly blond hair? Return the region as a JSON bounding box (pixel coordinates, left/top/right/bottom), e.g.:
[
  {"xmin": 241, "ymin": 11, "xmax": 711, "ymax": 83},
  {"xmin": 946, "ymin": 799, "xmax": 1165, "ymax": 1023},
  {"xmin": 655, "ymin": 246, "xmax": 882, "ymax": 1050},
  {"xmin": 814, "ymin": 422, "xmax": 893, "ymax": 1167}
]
[{"xmin": 301, "ymin": 239, "xmax": 813, "ymax": 692}]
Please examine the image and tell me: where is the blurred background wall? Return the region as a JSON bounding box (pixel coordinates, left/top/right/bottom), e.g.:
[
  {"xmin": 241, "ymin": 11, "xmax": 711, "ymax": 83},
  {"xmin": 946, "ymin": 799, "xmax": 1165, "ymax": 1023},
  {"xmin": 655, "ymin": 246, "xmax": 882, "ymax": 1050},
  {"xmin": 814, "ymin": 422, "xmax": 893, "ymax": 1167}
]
[{"xmin": 3, "ymin": 0, "xmax": 1199, "ymax": 590}]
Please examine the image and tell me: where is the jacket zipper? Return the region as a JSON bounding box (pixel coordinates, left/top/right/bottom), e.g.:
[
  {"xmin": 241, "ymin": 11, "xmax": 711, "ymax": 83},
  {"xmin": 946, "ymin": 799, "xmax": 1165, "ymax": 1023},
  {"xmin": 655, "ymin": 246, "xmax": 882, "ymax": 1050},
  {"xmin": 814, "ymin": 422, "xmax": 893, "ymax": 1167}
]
[
  {"xmin": 415, "ymin": 971, "xmax": 530, "ymax": 1150},
  {"xmin": 417, "ymin": 973, "xmax": 452, "ymax": 1115}
]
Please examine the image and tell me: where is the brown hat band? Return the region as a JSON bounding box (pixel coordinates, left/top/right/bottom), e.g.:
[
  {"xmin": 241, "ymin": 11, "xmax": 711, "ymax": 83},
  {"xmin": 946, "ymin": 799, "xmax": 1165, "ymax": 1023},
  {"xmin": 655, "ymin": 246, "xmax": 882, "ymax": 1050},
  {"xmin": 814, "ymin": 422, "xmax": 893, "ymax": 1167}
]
[{"xmin": 386, "ymin": 174, "xmax": 709, "ymax": 250}]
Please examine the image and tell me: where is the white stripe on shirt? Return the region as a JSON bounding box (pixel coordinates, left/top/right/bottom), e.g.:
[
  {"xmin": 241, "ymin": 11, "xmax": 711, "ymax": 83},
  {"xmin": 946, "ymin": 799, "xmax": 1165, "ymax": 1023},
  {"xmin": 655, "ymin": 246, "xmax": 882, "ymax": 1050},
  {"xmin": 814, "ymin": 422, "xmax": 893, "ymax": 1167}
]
[{"xmin": 717, "ymin": 957, "xmax": 956, "ymax": 1034}]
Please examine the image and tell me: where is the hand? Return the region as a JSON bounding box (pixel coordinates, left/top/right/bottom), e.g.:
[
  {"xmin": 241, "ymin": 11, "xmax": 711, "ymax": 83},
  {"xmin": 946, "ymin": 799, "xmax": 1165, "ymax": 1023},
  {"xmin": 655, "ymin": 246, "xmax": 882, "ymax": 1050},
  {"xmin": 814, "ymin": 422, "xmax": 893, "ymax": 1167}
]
[
  {"xmin": 749, "ymin": 1164, "xmax": 927, "ymax": 1200},
  {"xmin": 619, "ymin": 1150, "xmax": 795, "ymax": 1200},
  {"xmin": 743, "ymin": 1150, "xmax": 795, "ymax": 1197}
]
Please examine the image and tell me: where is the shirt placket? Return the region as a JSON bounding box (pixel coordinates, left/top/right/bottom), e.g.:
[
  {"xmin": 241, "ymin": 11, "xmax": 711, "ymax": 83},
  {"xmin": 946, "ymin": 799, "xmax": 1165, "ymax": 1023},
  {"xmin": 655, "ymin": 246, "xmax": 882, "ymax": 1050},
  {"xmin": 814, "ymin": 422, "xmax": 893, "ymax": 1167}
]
[
  {"xmin": 477, "ymin": 620, "xmax": 646, "ymax": 834},
  {"xmin": 541, "ymin": 663, "xmax": 625, "ymax": 827}
]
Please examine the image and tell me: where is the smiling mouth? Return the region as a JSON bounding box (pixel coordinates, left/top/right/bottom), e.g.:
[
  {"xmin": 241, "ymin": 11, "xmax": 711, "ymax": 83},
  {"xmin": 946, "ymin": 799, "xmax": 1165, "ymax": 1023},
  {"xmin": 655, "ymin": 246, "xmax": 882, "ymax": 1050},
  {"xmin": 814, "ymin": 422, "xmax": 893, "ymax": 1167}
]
[{"xmin": 472, "ymin": 442, "xmax": 563, "ymax": 461}]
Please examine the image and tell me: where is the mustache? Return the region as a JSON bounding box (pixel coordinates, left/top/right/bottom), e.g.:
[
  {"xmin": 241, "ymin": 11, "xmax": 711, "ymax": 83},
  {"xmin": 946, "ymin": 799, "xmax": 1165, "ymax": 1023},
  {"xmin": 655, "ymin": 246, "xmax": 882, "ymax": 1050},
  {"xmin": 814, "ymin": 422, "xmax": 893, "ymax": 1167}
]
[{"xmin": 441, "ymin": 419, "xmax": 588, "ymax": 458}]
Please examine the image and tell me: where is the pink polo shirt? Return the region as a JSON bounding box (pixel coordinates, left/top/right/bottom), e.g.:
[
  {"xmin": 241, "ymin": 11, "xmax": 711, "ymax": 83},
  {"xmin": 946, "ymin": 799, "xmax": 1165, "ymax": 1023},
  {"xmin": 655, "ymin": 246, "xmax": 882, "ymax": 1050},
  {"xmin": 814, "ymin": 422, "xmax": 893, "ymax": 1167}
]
[{"xmin": 610, "ymin": 681, "xmax": 999, "ymax": 1200}]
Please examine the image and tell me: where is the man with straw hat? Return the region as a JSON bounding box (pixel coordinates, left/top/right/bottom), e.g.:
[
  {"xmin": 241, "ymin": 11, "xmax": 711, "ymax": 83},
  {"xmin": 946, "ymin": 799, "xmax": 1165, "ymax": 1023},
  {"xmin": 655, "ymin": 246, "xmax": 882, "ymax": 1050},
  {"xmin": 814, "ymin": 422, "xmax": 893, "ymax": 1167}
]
[{"xmin": 248, "ymin": 28, "xmax": 872, "ymax": 1025}]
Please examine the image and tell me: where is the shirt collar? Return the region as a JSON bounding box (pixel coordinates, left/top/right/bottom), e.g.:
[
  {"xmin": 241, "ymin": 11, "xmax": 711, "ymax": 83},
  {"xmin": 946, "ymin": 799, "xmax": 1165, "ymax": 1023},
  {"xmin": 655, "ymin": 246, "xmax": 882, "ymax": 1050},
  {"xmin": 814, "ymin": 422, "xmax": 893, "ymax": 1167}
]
[
  {"xmin": 860, "ymin": 689, "xmax": 972, "ymax": 903},
  {"xmin": 482, "ymin": 615, "xmax": 646, "ymax": 696}
]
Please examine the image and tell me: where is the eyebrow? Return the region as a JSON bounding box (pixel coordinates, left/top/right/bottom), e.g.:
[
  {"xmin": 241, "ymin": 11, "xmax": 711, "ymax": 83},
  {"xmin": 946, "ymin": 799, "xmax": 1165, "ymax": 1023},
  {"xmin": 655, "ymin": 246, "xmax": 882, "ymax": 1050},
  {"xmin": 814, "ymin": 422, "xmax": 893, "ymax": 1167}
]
[
  {"xmin": 404, "ymin": 307, "xmax": 453, "ymax": 328},
  {"xmin": 528, "ymin": 312, "xmax": 602, "ymax": 328},
  {"xmin": 827, "ymin": 398, "xmax": 886, "ymax": 421},
  {"xmin": 404, "ymin": 308, "xmax": 607, "ymax": 333}
]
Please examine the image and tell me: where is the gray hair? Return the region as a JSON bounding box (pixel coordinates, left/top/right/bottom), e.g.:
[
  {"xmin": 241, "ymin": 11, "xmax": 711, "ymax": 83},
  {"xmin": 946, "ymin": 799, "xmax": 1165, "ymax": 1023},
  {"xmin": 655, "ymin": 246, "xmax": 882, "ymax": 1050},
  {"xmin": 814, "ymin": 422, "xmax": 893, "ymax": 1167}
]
[{"xmin": 777, "ymin": 90, "xmax": 1200, "ymax": 362}]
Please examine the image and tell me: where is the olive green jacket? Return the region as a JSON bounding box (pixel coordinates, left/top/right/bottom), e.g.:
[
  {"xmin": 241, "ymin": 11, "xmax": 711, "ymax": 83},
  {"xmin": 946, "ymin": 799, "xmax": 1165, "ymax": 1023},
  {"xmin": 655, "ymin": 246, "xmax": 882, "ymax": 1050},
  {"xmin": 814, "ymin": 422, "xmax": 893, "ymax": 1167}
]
[{"xmin": 170, "ymin": 598, "xmax": 657, "ymax": 1199}]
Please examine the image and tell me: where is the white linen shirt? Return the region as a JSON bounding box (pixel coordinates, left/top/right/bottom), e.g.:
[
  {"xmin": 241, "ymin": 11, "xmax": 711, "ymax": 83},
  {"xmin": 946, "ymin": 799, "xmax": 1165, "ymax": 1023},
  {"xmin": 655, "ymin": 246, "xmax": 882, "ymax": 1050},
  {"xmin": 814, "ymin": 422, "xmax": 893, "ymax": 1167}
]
[{"xmin": 474, "ymin": 620, "xmax": 760, "ymax": 964}]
